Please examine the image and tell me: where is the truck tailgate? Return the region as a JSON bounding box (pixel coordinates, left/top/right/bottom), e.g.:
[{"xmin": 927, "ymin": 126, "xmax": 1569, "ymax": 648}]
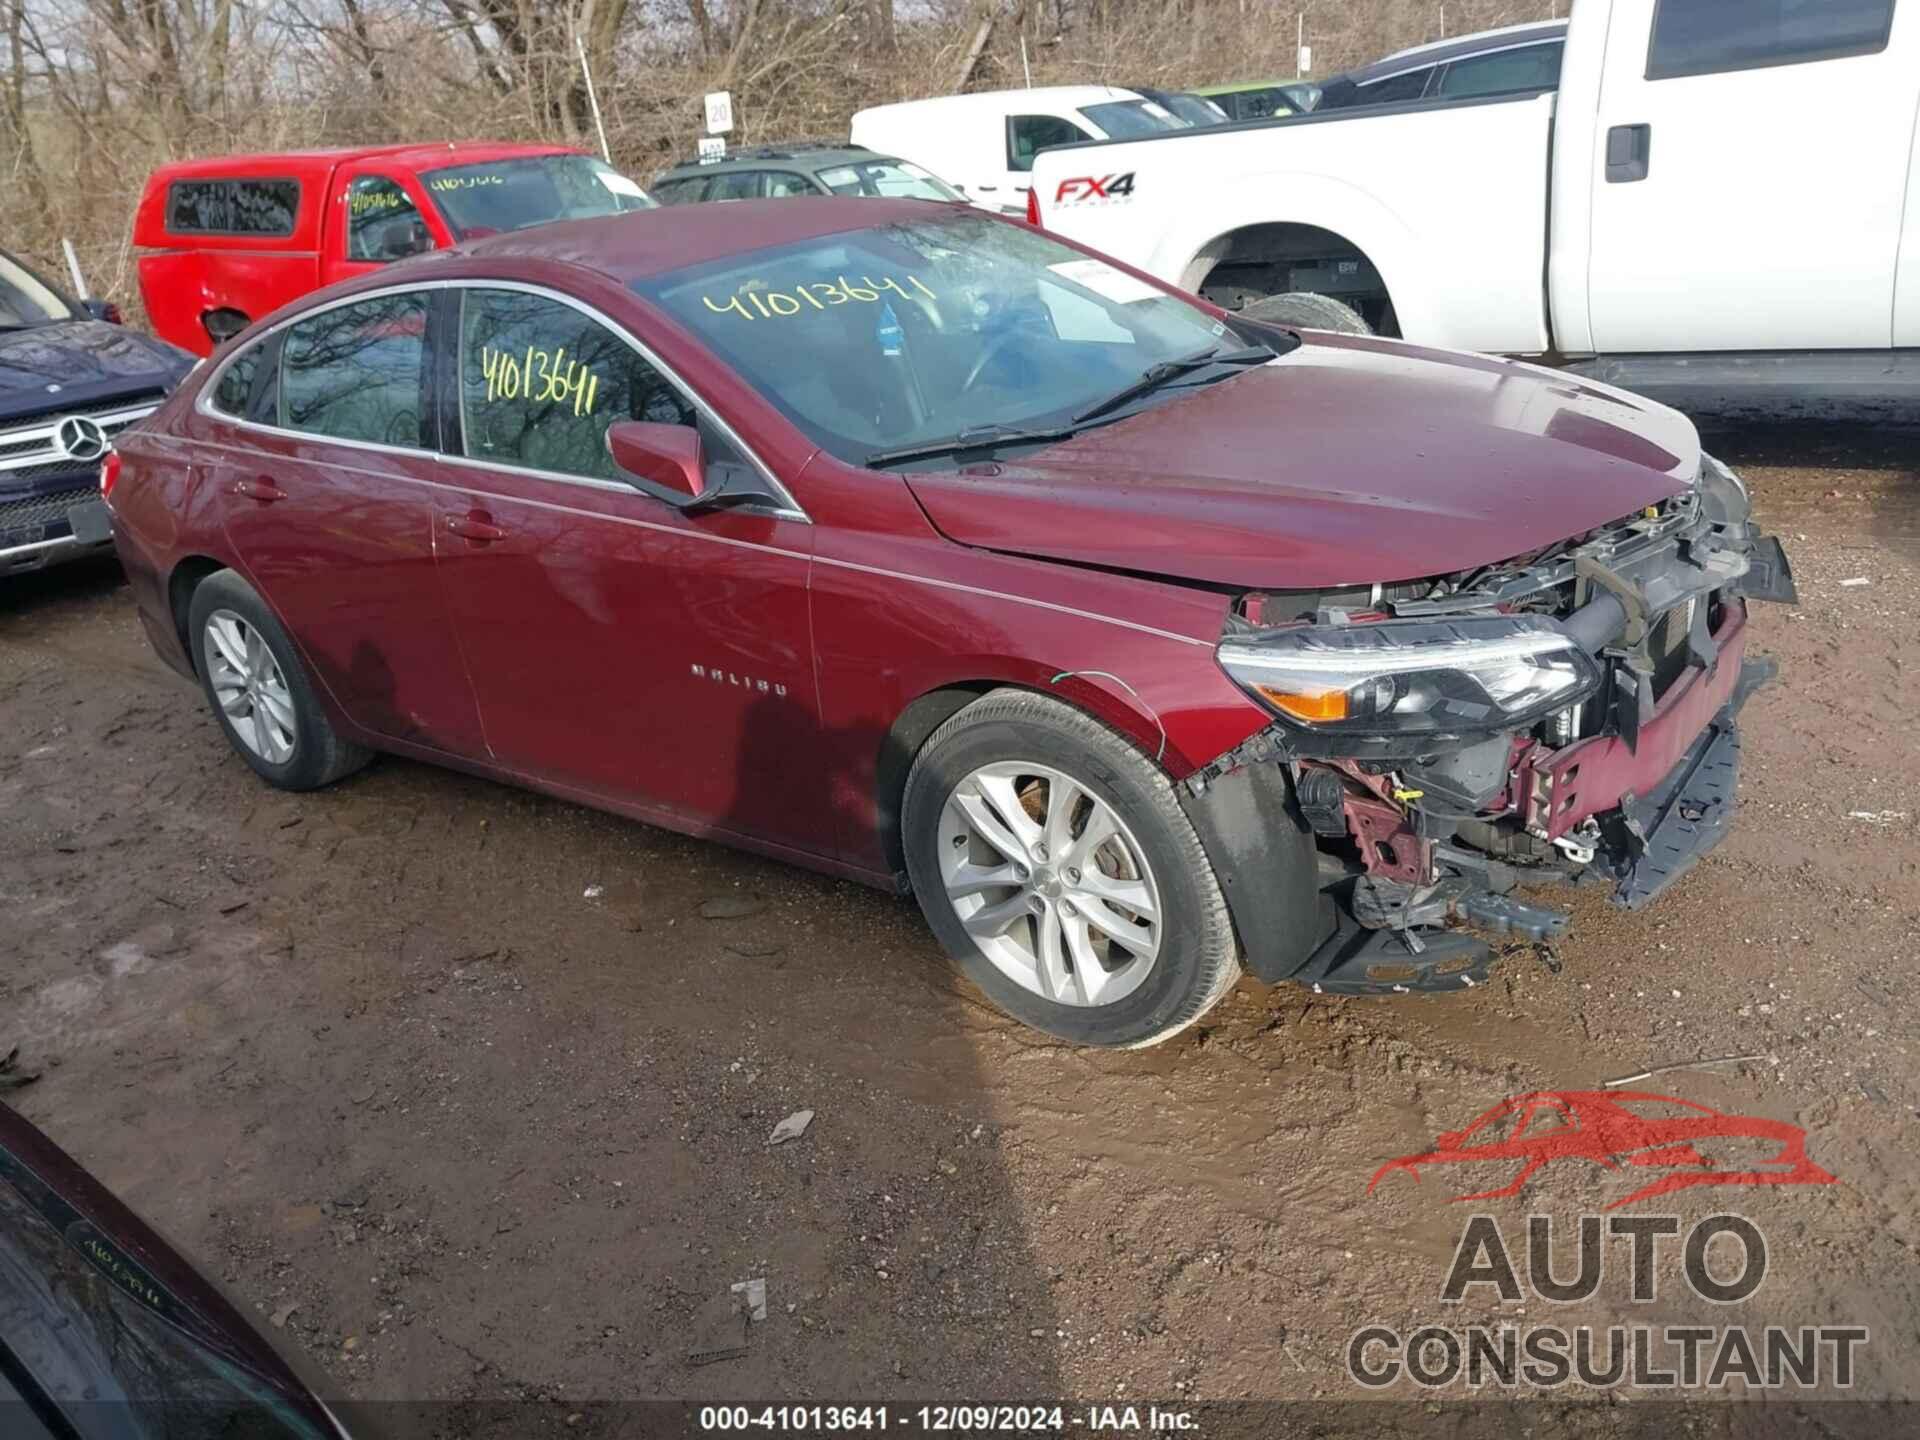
[{"xmin": 1032, "ymin": 93, "xmax": 1557, "ymax": 355}]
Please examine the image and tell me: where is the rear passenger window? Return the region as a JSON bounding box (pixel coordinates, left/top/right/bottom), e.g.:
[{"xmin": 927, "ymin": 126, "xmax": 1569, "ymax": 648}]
[
  {"xmin": 166, "ymin": 179, "xmax": 300, "ymax": 236},
  {"xmin": 280, "ymin": 293, "xmax": 430, "ymax": 448},
  {"xmin": 652, "ymin": 177, "xmax": 708, "ymax": 205},
  {"xmin": 1648, "ymin": 0, "xmax": 1895, "ymax": 79},
  {"xmin": 457, "ymin": 288, "xmax": 694, "ymax": 483},
  {"xmin": 1007, "ymin": 115, "xmax": 1091, "ymax": 172},
  {"xmin": 706, "ymin": 172, "xmax": 764, "ymax": 202},
  {"xmin": 211, "ymin": 343, "xmax": 264, "ymax": 417},
  {"xmin": 1437, "ymin": 42, "xmax": 1564, "ymax": 97}
]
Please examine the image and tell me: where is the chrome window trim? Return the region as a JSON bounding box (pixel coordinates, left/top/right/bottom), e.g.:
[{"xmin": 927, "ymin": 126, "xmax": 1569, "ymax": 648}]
[{"xmin": 193, "ymin": 276, "xmax": 809, "ymax": 523}]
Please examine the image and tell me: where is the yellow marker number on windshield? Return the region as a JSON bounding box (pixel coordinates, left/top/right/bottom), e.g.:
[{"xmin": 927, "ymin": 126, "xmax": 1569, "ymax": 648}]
[
  {"xmin": 480, "ymin": 344, "xmax": 600, "ymax": 417},
  {"xmin": 702, "ymin": 274, "xmax": 936, "ymax": 321}
]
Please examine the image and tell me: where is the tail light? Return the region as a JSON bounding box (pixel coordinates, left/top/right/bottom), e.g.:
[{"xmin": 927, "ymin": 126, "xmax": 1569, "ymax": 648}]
[
  {"xmin": 100, "ymin": 449, "xmax": 122, "ymax": 502},
  {"xmin": 1025, "ymin": 187, "xmax": 1041, "ymax": 228}
]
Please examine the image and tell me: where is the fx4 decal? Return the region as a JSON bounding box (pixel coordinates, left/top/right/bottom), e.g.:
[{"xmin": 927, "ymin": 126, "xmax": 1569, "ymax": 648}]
[{"xmin": 1054, "ymin": 172, "xmax": 1137, "ymax": 204}]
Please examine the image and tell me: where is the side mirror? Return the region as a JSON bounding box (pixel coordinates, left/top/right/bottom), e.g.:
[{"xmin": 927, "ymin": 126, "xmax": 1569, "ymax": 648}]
[
  {"xmin": 81, "ymin": 298, "xmax": 123, "ymax": 325},
  {"xmin": 607, "ymin": 420, "xmax": 705, "ymax": 503}
]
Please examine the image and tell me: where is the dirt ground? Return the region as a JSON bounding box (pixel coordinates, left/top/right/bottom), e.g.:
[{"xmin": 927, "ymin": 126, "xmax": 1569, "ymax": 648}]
[{"xmin": 4, "ymin": 420, "xmax": 1918, "ymax": 1432}]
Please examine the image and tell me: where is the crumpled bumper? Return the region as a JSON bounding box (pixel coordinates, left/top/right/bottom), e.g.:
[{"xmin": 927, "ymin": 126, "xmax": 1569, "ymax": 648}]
[{"xmin": 1609, "ymin": 655, "xmax": 1774, "ymax": 910}]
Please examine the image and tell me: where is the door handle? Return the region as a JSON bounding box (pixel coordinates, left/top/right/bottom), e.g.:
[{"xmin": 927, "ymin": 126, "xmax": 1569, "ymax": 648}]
[
  {"xmin": 444, "ymin": 510, "xmax": 506, "ymax": 544},
  {"xmin": 1606, "ymin": 124, "xmax": 1652, "ymax": 183},
  {"xmin": 233, "ymin": 475, "xmax": 286, "ymax": 503}
]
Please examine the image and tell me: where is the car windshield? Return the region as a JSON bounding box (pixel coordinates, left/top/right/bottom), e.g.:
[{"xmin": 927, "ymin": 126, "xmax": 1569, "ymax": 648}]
[
  {"xmin": 817, "ymin": 160, "xmax": 963, "ymax": 203},
  {"xmin": 420, "ymin": 155, "xmax": 655, "ymax": 238},
  {"xmin": 640, "ymin": 212, "xmax": 1264, "ymax": 465},
  {"xmin": 1080, "ymin": 99, "xmax": 1189, "ymax": 136},
  {"xmin": 0, "ymin": 252, "xmax": 74, "ymax": 327}
]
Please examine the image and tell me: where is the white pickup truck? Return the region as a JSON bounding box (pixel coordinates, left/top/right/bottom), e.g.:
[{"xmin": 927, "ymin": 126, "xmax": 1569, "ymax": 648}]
[{"xmin": 1030, "ymin": 0, "xmax": 1920, "ymax": 411}]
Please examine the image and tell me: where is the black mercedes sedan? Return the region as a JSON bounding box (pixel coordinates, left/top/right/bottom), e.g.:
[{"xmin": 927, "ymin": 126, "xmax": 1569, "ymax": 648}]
[{"xmin": 1, "ymin": 248, "xmax": 193, "ymax": 576}]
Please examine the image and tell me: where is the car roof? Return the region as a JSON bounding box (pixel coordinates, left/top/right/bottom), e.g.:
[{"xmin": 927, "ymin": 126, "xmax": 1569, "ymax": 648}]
[
  {"xmin": 146, "ymin": 141, "xmax": 587, "ymax": 182},
  {"xmin": 459, "ymin": 196, "xmax": 965, "ymax": 283},
  {"xmin": 1347, "ymin": 19, "xmax": 1568, "ymax": 82},
  {"xmin": 657, "ymin": 143, "xmax": 881, "ymax": 180}
]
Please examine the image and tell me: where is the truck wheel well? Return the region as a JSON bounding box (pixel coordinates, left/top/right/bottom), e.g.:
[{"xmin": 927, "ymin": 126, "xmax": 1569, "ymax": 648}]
[
  {"xmin": 168, "ymin": 556, "xmax": 227, "ymax": 673},
  {"xmin": 1186, "ymin": 224, "xmax": 1399, "ymax": 338}
]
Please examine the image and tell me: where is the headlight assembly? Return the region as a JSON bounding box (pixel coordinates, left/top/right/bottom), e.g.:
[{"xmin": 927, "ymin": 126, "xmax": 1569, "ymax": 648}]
[{"xmin": 1217, "ymin": 614, "xmax": 1600, "ymax": 739}]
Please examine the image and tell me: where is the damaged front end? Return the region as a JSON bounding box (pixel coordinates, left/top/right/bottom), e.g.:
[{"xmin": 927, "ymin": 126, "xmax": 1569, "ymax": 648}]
[{"xmin": 1192, "ymin": 456, "xmax": 1797, "ymax": 996}]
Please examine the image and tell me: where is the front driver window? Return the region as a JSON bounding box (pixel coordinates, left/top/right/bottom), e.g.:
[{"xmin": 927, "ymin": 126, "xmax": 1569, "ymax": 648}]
[
  {"xmin": 346, "ymin": 176, "xmax": 430, "ymax": 262},
  {"xmin": 280, "ymin": 292, "xmax": 430, "ymax": 448},
  {"xmin": 763, "ymin": 172, "xmax": 817, "ymax": 199},
  {"xmin": 457, "ymin": 288, "xmax": 694, "ymax": 483}
]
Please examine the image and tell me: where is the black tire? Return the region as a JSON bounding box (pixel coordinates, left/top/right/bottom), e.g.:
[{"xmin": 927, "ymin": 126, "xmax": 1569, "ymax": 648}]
[
  {"xmin": 901, "ymin": 689, "xmax": 1239, "ymax": 1049},
  {"xmin": 186, "ymin": 568, "xmax": 371, "ymax": 791},
  {"xmin": 1240, "ymin": 292, "xmax": 1373, "ymax": 336}
]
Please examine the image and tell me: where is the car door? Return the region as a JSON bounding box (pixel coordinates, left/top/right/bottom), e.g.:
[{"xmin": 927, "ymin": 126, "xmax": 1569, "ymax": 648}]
[
  {"xmin": 1586, "ymin": 0, "xmax": 1909, "ymax": 352},
  {"xmin": 210, "ymin": 289, "xmax": 487, "ymax": 756},
  {"xmin": 427, "ymin": 283, "xmax": 825, "ymax": 851},
  {"xmin": 321, "ymin": 169, "xmax": 446, "ymax": 289}
]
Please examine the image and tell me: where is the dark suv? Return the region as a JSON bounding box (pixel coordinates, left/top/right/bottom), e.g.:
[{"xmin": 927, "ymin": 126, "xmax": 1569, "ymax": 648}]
[
  {"xmin": 650, "ymin": 142, "xmax": 965, "ymax": 206},
  {"xmin": 2, "ymin": 248, "xmax": 192, "ymax": 575}
]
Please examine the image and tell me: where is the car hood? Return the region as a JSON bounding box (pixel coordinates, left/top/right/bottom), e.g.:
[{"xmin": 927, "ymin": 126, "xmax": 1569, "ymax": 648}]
[
  {"xmin": 0, "ymin": 321, "xmax": 192, "ymax": 415},
  {"xmin": 902, "ymin": 333, "xmax": 1700, "ymax": 590}
]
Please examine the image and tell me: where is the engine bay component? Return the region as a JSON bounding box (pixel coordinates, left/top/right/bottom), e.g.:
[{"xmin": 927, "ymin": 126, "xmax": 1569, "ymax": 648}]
[{"xmin": 1211, "ymin": 452, "xmax": 1795, "ymax": 989}]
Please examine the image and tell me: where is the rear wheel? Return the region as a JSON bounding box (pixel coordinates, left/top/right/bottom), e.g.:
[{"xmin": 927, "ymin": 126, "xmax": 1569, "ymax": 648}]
[
  {"xmin": 1240, "ymin": 292, "xmax": 1373, "ymax": 335},
  {"xmin": 902, "ymin": 690, "xmax": 1239, "ymax": 1048},
  {"xmin": 187, "ymin": 569, "xmax": 370, "ymax": 791}
]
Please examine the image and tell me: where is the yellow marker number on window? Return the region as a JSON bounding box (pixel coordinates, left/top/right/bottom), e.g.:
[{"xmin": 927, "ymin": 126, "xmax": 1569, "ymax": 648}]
[
  {"xmin": 701, "ymin": 274, "xmax": 937, "ymax": 321},
  {"xmin": 480, "ymin": 344, "xmax": 601, "ymax": 416}
]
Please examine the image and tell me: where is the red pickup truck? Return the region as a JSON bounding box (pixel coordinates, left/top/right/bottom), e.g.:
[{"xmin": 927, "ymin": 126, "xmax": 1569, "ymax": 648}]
[{"xmin": 133, "ymin": 142, "xmax": 653, "ymax": 355}]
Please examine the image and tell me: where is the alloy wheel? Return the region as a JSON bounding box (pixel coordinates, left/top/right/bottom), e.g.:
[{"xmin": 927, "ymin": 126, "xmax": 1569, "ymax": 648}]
[
  {"xmin": 204, "ymin": 609, "xmax": 298, "ymax": 764},
  {"xmin": 938, "ymin": 760, "xmax": 1162, "ymax": 1007}
]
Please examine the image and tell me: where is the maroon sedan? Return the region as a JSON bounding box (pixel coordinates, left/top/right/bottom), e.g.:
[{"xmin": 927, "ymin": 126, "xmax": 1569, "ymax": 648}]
[{"xmin": 105, "ymin": 199, "xmax": 1796, "ymax": 1047}]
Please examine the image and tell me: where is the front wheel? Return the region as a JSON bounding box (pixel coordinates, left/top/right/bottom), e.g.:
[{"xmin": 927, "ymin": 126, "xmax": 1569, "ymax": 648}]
[{"xmin": 902, "ymin": 690, "xmax": 1239, "ymax": 1048}]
